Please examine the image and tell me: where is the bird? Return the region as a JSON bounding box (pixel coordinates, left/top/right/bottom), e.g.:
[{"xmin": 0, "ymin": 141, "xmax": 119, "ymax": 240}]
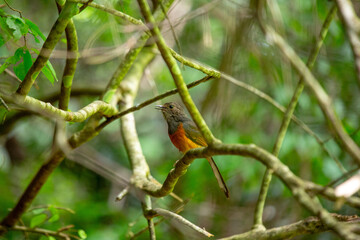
[{"xmin": 155, "ymin": 102, "xmax": 229, "ymax": 198}]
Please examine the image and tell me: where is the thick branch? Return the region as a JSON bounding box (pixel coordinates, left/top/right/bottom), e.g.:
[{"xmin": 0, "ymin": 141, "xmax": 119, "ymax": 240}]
[
  {"xmin": 56, "ymin": 2, "xmax": 79, "ymax": 111},
  {"xmin": 1, "ymin": 93, "xmax": 117, "ymax": 122}
]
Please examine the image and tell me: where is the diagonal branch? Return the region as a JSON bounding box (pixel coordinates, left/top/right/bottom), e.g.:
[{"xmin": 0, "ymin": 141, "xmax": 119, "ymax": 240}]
[
  {"xmin": 16, "ymin": 2, "xmax": 79, "ymax": 95},
  {"xmin": 252, "ymin": 3, "xmax": 338, "ymax": 230},
  {"xmin": 258, "ymin": 4, "xmax": 360, "ymax": 166},
  {"xmin": 137, "ymin": 0, "xmax": 217, "ymax": 144},
  {"xmin": 335, "ymin": 0, "xmax": 360, "ymax": 87}
]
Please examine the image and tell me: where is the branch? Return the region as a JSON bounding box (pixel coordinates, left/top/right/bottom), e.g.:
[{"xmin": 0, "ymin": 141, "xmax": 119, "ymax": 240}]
[
  {"xmin": 152, "ymin": 208, "xmax": 213, "ymax": 238},
  {"xmin": 142, "ymin": 196, "xmax": 156, "ymax": 240},
  {"xmin": 258, "ymin": 3, "xmax": 360, "ymax": 166},
  {"xmin": 139, "ymin": 142, "xmax": 358, "ymax": 239},
  {"xmin": 96, "ymin": 76, "xmax": 213, "ymax": 131},
  {"xmin": 137, "ymin": 0, "xmax": 217, "ymax": 144},
  {"xmin": 57, "ymin": 2, "xmax": 79, "ymax": 111},
  {"xmin": 1, "ymin": 93, "xmax": 117, "ymax": 122},
  {"xmin": 219, "ymin": 214, "xmax": 360, "ymax": 240},
  {"xmin": 252, "ymin": 3, "xmax": 338, "ymax": 230},
  {"xmin": 335, "ymin": 0, "xmax": 360, "ymax": 86},
  {"xmin": 102, "ymin": 0, "xmax": 175, "ymax": 103},
  {"xmin": 70, "ymin": 0, "xmax": 143, "ymax": 26},
  {"xmin": 0, "ymin": 225, "xmax": 80, "ymax": 240},
  {"xmin": 16, "ymin": 2, "xmax": 79, "ymax": 95}
]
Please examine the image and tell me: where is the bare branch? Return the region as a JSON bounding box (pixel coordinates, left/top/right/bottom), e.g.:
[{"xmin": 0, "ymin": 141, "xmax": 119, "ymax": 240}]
[
  {"xmin": 335, "ymin": 0, "xmax": 360, "ymax": 86},
  {"xmin": 219, "ymin": 214, "xmax": 360, "ymax": 240},
  {"xmin": 153, "ymin": 208, "xmax": 214, "ymax": 238},
  {"xmin": 0, "ymin": 225, "xmax": 80, "ymax": 240},
  {"xmin": 258, "ymin": 3, "xmax": 360, "ymax": 166}
]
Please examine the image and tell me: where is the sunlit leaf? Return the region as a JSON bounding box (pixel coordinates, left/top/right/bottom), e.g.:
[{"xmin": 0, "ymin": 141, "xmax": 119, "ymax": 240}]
[
  {"xmin": 5, "ymin": 17, "xmax": 22, "ymax": 39},
  {"xmin": 0, "ymin": 35, "xmax": 5, "ymax": 47},
  {"xmin": 41, "ymin": 65, "xmax": 55, "ymax": 84},
  {"xmin": 30, "ymin": 213, "xmax": 47, "ymax": 228},
  {"xmin": 78, "ymin": 229, "xmax": 87, "ymax": 239},
  {"xmin": 48, "ymin": 206, "xmax": 59, "ymax": 223},
  {"xmin": 25, "ymin": 18, "xmax": 46, "ymax": 41}
]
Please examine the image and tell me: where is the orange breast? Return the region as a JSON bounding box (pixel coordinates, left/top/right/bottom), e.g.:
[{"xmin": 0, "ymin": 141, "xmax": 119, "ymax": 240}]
[{"xmin": 169, "ymin": 123, "xmax": 201, "ymax": 153}]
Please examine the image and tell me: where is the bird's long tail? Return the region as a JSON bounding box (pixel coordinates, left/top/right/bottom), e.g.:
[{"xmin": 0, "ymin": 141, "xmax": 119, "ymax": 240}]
[{"xmin": 206, "ymin": 157, "xmax": 230, "ymax": 198}]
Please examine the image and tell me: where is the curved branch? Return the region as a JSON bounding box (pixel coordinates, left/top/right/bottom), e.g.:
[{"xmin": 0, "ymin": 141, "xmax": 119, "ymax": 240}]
[{"xmin": 2, "ymin": 93, "xmax": 117, "ymax": 122}]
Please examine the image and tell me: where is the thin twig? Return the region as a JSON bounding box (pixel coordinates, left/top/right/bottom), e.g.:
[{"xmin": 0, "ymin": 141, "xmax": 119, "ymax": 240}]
[
  {"xmin": 0, "ymin": 225, "xmax": 80, "ymax": 240},
  {"xmin": 115, "ymin": 187, "xmax": 129, "ymax": 202},
  {"xmin": 153, "ymin": 208, "xmax": 213, "ymax": 238},
  {"xmin": 259, "ymin": 3, "xmax": 360, "ymax": 166}
]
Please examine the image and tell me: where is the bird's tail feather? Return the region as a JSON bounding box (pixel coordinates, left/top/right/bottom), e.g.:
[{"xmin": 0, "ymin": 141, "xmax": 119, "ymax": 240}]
[{"xmin": 206, "ymin": 157, "xmax": 230, "ymax": 198}]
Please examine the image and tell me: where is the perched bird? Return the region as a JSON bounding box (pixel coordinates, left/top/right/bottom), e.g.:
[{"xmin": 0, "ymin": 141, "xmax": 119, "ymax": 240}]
[{"xmin": 156, "ymin": 102, "xmax": 229, "ymax": 198}]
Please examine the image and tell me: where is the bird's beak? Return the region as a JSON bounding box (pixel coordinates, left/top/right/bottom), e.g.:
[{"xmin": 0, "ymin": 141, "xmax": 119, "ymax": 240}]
[{"xmin": 155, "ymin": 105, "xmax": 164, "ymax": 110}]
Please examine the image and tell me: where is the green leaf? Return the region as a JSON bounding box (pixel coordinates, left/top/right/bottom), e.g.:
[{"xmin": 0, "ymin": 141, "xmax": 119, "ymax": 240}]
[
  {"xmin": 0, "ymin": 35, "xmax": 5, "ymax": 47},
  {"xmin": 0, "ymin": 48, "xmax": 23, "ymax": 74},
  {"xmin": 0, "ymin": 16, "xmax": 13, "ymax": 38},
  {"xmin": 6, "ymin": 17, "xmax": 21, "ymax": 39},
  {"xmin": 32, "ymin": 48, "xmax": 58, "ymax": 83},
  {"xmin": 31, "ymin": 208, "xmax": 45, "ymax": 215},
  {"xmin": 78, "ymin": 229, "xmax": 87, "ymax": 239},
  {"xmin": 48, "ymin": 237, "xmax": 56, "ymax": 240},
  {"xmin": 41, "ymin": 65, "xmax": 55, "ymax": 84},
  {"xmin": 0, "ymin": 108, "xmax": 8, "ymax": 124},
  {"xmin": 45, "ymin": 60, "xmax": 58, "ymax": 82},
  {"xmin": 13, "ymin": 48, "xmax": 32, "ymax": 81},
  {"xmin": 30, "ymin": 213, "xmax": 47, "ymax": 228},
  {"xmin": 23, "ymin": 49, "xmax": 32, "ymax": 71},
  {"xmin": 14, "ymin": 17, "xmax": 28, "ymax": 36},
  {"xmin": 48, "ymin": 206, "xmax": 59, "ymax": 223},
  {"xmin": 25, "ymin": 18, "xmax": 46, "ymax": 41}
]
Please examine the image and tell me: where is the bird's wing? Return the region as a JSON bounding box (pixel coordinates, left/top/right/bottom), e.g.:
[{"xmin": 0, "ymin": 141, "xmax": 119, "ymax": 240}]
[{"xmin": 183, "ymin": 120, "xmax": 208, "ymax": 147}]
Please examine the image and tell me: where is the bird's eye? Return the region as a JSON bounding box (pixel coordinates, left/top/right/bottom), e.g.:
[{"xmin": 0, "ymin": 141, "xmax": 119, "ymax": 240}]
[{"xmin": 169, "ymin": 105, "xmax": 174, "ymax": 109}]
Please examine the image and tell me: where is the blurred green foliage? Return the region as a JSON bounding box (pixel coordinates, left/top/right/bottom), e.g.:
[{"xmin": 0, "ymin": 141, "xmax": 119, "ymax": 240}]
[{"xmin": 0, "ymin": 0, "xmax": 359, "ymax": 239}]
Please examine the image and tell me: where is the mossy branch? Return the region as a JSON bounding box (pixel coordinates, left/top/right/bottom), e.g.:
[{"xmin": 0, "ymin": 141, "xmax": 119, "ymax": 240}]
[
  {"xmin": 137, "ymin": 0, "xmax": 217, "ymax": 144},
  {"xmin": 102, "ymin": 0, "xmax": 174, "ymax": 103},
  {"xmin": 1, "ymin": 93, "xmax": 117, "ymax": 122}
]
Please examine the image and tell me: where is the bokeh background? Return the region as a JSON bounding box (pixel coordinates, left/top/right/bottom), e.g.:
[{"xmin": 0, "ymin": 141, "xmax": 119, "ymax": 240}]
[{"xmin": 1, "ymin": 0, "xmax": 359, "ymax": 239}]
